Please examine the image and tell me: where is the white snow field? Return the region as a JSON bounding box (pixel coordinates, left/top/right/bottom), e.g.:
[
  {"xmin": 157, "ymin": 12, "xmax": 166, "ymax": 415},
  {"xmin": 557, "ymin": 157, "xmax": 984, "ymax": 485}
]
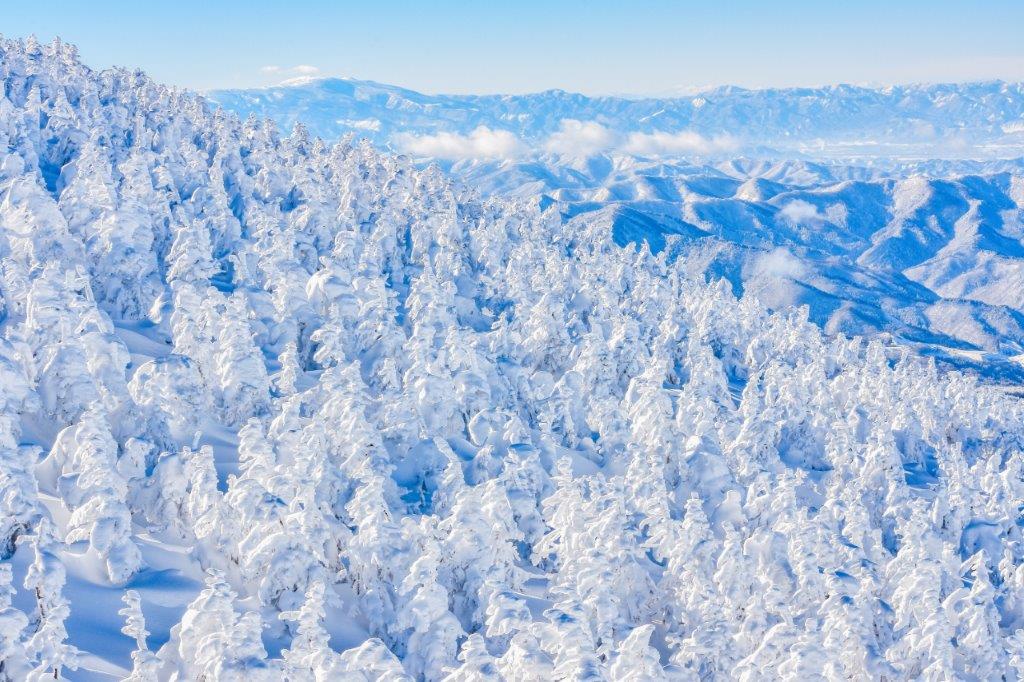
[{"xmin": 1, "ymin": 36, "xmax": 1024, "ymax": 680}]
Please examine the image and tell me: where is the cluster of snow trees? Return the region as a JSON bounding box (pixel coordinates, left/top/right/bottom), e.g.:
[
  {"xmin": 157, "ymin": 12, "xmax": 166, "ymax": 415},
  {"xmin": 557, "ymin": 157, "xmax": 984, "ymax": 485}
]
[{"xmin": 1, "ymin": 36, "xmax": 1024, "ymax": 679}]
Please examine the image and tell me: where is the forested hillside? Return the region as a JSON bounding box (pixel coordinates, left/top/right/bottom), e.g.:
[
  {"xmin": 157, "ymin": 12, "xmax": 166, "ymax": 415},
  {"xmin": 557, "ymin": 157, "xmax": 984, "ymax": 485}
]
[{"xmin": 2, "ymin": 37, "xmax": 1024, "ymax": 680}]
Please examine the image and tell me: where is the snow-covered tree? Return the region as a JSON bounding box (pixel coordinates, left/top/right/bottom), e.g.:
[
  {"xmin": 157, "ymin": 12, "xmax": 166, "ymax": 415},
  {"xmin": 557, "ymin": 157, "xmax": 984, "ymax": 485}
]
[
  {"xmin": 0, "ymin": 563, "xmax": 29, "ymax": 681},
  {"xmin": 49, "ymin": 405, "xmax": 143, "ymax": 584},
  {"xmin": 169, "ymin": 570, "xmax": 275, "ymax": 680},
  {"xmin": 395, "ymin": 543, "xmax": 465, "ymax": 682},
  {"xmin": 119, "ymin": 589, "xmax": 159, "ymax": 681},
  {"xmin": 23, "ymin": 518, "xmax": 79, "ymax": 680}
]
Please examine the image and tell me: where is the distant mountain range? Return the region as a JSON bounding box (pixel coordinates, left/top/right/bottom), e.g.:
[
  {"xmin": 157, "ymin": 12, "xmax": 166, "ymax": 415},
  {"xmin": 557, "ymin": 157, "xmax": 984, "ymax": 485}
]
[{"xmin": 210, "ymin": 78, "xmax": 1024, "ymax": 159}]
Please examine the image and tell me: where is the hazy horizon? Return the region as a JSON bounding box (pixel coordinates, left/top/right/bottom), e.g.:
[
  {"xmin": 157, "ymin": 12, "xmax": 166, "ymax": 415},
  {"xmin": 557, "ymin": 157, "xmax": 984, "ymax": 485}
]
[{"xmin": 210, "ymin": 72, "xmax": 1024, "ymax": 99}]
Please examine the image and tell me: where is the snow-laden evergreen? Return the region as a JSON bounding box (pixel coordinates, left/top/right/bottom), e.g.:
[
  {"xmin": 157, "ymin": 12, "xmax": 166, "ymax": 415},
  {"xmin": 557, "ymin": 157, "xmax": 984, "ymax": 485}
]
[{"xmin": 1, "ymin": 36, "xmax": 1024, "ymax": 679}]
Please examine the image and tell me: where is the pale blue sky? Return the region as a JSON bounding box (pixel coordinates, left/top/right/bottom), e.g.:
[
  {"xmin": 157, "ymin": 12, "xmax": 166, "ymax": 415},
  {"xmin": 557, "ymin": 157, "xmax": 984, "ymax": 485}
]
[{"xmin": 6, "ymin": 1, "xmax": 1024, "ymax": 94}]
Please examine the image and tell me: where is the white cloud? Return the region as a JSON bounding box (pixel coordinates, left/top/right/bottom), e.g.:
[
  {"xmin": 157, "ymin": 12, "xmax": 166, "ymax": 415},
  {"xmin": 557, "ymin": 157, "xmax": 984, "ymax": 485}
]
[
  {"xmin": 337, "ymin": 118, "xmax": 382, "ymax": 131},
  {"xmin": 386, "ymin": 122, "xmax": 746, "ymax": 161},
  {"xmin": 779, "ymin": 199, "xmax": 823, "ymax": 224},
  {"xmin": 541, "ymin": 121, "xmax": 743, "ymax": 159},
  {"xmin": 621, "ymin": 130, "xmax": 739, "ymax": 157},
  {"xmin": 394, "ymin": 126, "xmax": 527, "ymax": 160},
  {"xmin": 909, "ymin": 120, "xmax": 937, "ymax": 139},
  {"xmin": 544, "ymin": 119, "xmax": 619, "ymax": 156},
  {"xmin": 750, "ymin": 247, "xmax": 807, "ymax": 280},
  {"xmin": 260, "ymin": 64, "xmax": 321, "ymax": 77},
  {"xmin": 1002, "ymin": 121, "xmax": 1024, "ymax": 135}
]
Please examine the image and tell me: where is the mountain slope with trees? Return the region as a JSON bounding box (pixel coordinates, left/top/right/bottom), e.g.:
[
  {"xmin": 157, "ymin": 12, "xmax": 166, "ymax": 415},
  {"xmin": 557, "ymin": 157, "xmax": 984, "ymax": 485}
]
[{"xmin": 1, "ymin": 37, "xmax": 1024, "ymax": 680}]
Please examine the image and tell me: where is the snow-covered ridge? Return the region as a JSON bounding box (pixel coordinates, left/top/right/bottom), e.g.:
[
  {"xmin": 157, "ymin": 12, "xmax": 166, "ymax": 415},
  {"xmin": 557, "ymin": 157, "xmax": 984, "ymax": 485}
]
[
  {"xmin": 2, "ymin": 36, "xmax": 1024, "ymax": 680},
  {"xmin": 209, "ymin": 76, "xmax": 1024, "ymax": 158}
]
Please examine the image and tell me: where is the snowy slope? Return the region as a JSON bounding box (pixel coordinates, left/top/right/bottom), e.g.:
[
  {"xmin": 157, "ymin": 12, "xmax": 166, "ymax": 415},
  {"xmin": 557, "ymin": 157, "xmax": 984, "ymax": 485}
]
[{"xmin": 3, "ymin": 36, "xmax": 1024, "ymax": 681}]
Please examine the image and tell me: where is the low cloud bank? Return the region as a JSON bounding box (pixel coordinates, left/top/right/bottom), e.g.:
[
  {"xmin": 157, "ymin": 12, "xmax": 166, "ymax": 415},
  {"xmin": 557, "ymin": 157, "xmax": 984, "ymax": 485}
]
[
  {"xmin": 261, "ymin": 64, "xmax": 320, "ymax": 77},
  {"xmin": 394, "ymin": 126, "xmax": 527, "ymax": 160},
  {"xmin": 779, "ymin": 199, "xmax": 823, "ymax": 224},
  {"xmin": 622, "ymin": 130, "xmax": 739, "ymax": 156},
  {"xmin": 752, "ymin": 247, "xmax": 807, "ymax": 280},
  {"xmin": 543, "ymin": 119, "xmax": 620, "ymax": 156},
  {"xmin": 393, "ymin": 119, "xmax": 742, "ymax": 160}
]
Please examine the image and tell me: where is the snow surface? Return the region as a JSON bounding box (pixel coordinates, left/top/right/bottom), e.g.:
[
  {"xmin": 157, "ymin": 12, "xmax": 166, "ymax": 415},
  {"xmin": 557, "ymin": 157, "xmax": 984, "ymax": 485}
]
[{"xmin": 2, "ymin": 36, "xmax": 1024, "ymax": 681}]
